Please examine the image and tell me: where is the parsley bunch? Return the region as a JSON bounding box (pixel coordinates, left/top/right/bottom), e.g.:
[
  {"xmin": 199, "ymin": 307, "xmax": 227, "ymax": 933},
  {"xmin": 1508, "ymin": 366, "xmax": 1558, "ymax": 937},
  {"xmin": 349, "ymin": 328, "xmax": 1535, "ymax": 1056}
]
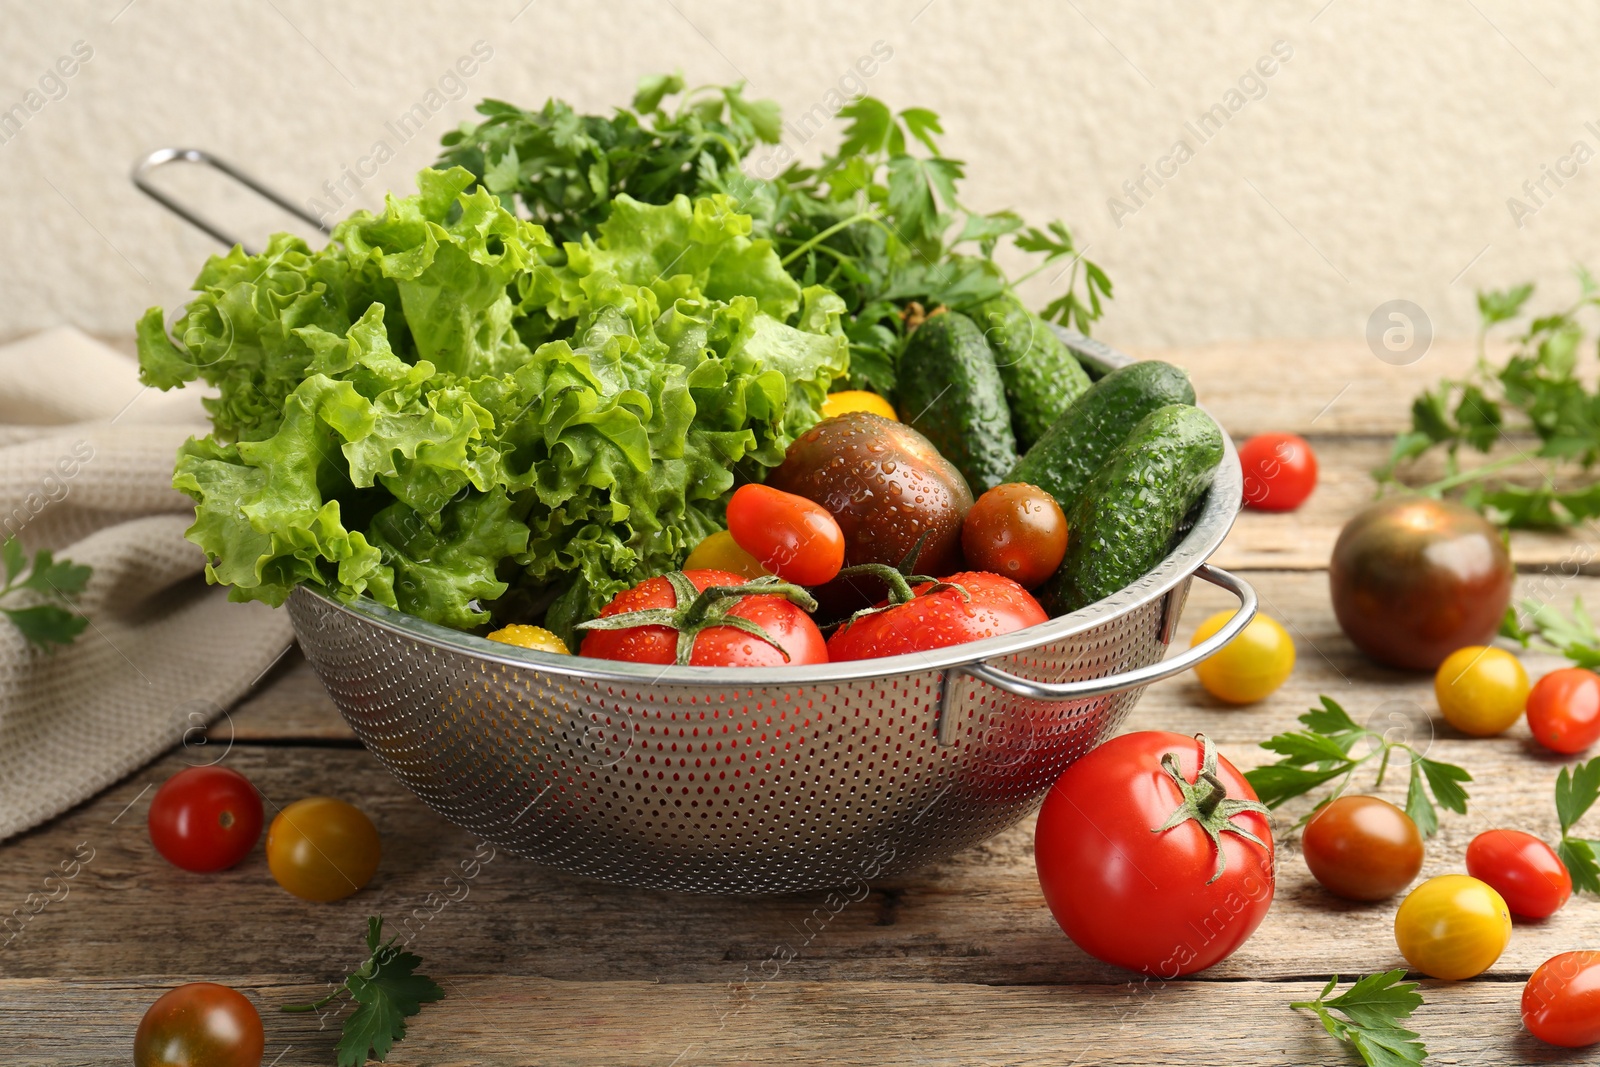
[
  {"xmin": 1292, "ymin": 971, "xmax": 1428, "ymax": 1067},
  {"xmin": 1376, "ymin": 272, "xmax": 1600, "ymax": 528},
  {"xmin": 284, "ymin": 916, "xmax": 444, "ymax": 1066},
  {"xmin": 437, "ymin": 74, "xmax": 1111, "ymax": 396},
  {"xmin": 1245, "ymin": 697, "xmax": 1471, "ymax": 836},
  {"xmin": 1554, "ymin": 756, "xmax": 1600, "ymax": 896},
  {"xmin": 0, "ymin": 536, "xmax": 90, "ymax": 649}
]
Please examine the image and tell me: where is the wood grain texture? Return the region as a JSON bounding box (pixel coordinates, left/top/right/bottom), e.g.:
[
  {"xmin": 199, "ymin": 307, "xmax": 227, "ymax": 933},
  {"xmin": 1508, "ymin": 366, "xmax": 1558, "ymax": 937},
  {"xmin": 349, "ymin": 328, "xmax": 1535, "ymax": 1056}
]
[{"xmin": 0, "ymin": 975, "xmax": 1572, "ymax": 1067}]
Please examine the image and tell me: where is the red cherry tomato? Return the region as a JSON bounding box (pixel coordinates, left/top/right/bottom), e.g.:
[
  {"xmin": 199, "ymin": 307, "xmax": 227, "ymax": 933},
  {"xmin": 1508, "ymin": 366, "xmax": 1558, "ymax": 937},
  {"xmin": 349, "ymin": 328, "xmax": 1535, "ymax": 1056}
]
[
  {"xmin": 1035, "ymin": 732, "xmax": 1274, "ymax": 976},
  {"xmin": 1523, "ymin": 951, "xmax": 1600, "ymax": 1048},
  {"xmin": 134, "ymin": 982, "xmax": 264, "ymax": 1067},
  {"xmin": 579, "ymin": 569, "xmax": 828, "ymax": 667},
  {"xmin": 726, "ymin": 484, "xmax": 845, "ymax": 586},
  {"xmin": 961, "ymin": 483, "xmax": 1068, "ymax": 588},
  {"xmin": 825, "ymin": 571, "xmax": 1047, "ymax": 661},
  {"xmin": 1526, "ymin": 667, "xmax": 1600, "ymax": 754},
  {"xmin": 1238, "ymin": 432, "xmax": 1318, "ymax": 511},
  {"xmin": 1301, "ymin": 795, "xmax": 1424, "ymax": 902},
  {"xmin": 147, "ymin": 766, "xmax": 264, "ymax": 873},
  {"xmin": 1466, "ymin": 829, "xmax": 1572, "ymax": 919}
]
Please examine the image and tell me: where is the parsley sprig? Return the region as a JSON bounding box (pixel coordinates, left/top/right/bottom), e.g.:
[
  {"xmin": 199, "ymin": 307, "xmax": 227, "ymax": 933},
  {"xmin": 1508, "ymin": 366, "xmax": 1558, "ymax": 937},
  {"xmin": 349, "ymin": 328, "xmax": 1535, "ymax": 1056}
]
[
  {"xmin": 1244, "ymin": 697, "xmax": 1471, "ymax": 836},
  {"xmin": 1554, "ymin": 755, "xmax": 1600, "ymax": 896},
  {"xmin": 1376, "ymin": 271, "xmax": 1600, "ymax": 528},
  {"xmin": 0, "ymin": 536, "xmax": 91, "ymax": 649},
  {"xmin": 1292, "ymin": 971, "xmax": 1428, "ymax": 1067},
  {"xmin": 284, "ymin": 916, "xmax": 444, "ymax": 1066},
  {"xmin": 1501, "ymin": 596, "xmax": 1600, "ymax": 669}
]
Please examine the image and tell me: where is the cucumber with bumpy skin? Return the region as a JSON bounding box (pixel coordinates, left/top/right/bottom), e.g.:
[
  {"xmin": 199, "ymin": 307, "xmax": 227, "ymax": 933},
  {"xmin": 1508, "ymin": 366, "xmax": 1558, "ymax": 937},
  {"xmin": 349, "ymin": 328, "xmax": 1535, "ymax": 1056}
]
[
  {"xmin": 895, "ymin": 311, "xmax": 1018, "ymax": 493},
  {"xmin": 1007, "ymin": 359, "xmax": 1195, "ymax": 514},
  {"xmin": 971, "ymin": 294, "xmax": 1092, "ymax": 450},
  {"xmin": 1039, "ymin": 403, "xmax": 1223, "ymax": 615}
]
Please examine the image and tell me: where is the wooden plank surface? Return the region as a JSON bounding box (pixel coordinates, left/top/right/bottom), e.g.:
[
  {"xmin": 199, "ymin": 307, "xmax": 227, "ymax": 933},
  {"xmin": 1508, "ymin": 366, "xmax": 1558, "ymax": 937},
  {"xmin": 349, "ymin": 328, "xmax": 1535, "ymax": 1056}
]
[{"xmin": 8, "ymin": 337, "xmax": 1599, "ymax": 1065}]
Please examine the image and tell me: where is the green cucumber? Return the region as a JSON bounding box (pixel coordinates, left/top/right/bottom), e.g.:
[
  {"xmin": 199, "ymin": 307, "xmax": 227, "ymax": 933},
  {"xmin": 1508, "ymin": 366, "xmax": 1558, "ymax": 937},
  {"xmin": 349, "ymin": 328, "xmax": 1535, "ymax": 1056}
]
[
  {"xmin": 1007, "ymin": 359, "xmax": 1195, "ymax": 513},
  {"xmin": 895, "ymin": 311, "xmax": 1017, "ymax": 493},
  {"xmin": 1039, "ymin": 404, "xmax": 1223, "ymax": 615},
  {"xmin": 970, "ymin": 294, "xmax": 1092, "ymax": 450}
]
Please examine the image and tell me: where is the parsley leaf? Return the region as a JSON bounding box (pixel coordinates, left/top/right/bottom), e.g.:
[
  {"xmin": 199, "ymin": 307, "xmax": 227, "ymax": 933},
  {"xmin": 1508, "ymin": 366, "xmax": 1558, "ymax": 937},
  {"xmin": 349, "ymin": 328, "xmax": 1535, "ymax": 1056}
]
[
  {"xmin": 284, "ymin": 915, "xmax": 444, "ymax": 1066},
  {"xmin": 1554, "ymin": 756, "xmax": 1600, "ymax": 896},
  {"xmin": 1502, "ymin": 597, "xmax": 1600, "ymax": 669},
  {"xmin": 1292, "ymin": 971, "xmax": 1428, "ymax": 1067},
  {"xmin": 0, "ymin": 537, "xmax": 91, "ymax": 650},
  {"xmin": 1244, "ymin": 697, "xmax": 1472, "ymax": 835}
]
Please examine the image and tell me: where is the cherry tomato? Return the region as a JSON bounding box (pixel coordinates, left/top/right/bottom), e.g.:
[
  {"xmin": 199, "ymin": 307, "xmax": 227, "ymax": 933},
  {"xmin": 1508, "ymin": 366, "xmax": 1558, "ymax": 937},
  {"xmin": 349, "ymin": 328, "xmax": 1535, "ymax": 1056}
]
[
  {"xmin": 683, "ymin": 530, "xmax": 770, "ymax": 581},
  {"xmin": 134, "ymin": 982, "xmax": 264, "ymax": 1067},
  {"xmin": 1190, "ymin": 610, "xmax": 1295, "ymax": 704},
  {"xmin": 146, "ymin": 766, "xmax": 264, "ymax": 873},
  {"xmin": 1238, "ymin": 432, "xmax": 1318, "ymax": 511},
  {"xmin": 1393, "ymin": 874, "xmax": 1511, "ymax": 980},
  {"xmin": 821, "ymin": 390, "xmax": 898, "ymax": 421},
  {"xmin": 1466, "ymin": 829, "xmax": 1572, "ymax": 919},
  {"xmin": 1330, "ymin": 496, "xmax": 1513, "ymax": 671},
  {"xmin": 579, "ymin": 569, "xmax": 827, "ymax": 667},
  {"xmin": 1301, "ymin": 795, "xmax": 1423, "ymax": 901},
  {"xmin": 1525, "ymin": 667, "xmax": 1600, "ymax": 754},
  {"xmin": 961, "ymin": 483, "xmax": 1068, "ymax": 588},
  {"xmin": 1035, "ymin": 732, "xmax": 1274, "ymax": 976},
  {"xmin": 1523, "ymin": 951, "xmax": 1600, "ymax": 1048},
  {"xmin": 726, "ymin": 484, "xmax": 845, "ymax": 586},
  {"xmin": 485, "ymin": 624, "xmax": 569, "ymax": 654},
  {"xmin": 1433, "ymin": 645, "xmax": 1528, "ymax": 737},
  {"xmin": 265, "ymin": 796, "xmax": 381, "ymax": 902},
  {"xmin": 826, "ymin": 571, "xmax": 1047, "ymax": 662}
]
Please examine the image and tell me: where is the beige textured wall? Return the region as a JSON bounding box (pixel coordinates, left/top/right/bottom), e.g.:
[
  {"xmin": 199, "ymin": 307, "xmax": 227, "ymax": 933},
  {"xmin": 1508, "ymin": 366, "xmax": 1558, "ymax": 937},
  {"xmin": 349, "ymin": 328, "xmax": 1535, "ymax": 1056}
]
[{"xmin": 0, "ymin": 0, "xmax": 1592, "ymax": 349}]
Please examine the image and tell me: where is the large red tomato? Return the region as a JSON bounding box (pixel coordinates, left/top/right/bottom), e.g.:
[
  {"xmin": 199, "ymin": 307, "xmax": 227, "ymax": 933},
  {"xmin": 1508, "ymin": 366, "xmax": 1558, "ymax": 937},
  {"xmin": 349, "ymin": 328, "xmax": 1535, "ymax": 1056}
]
[
  {"xmin": 1329, "ymin": 496, "xmax": 1513, "ymax": 670},
  {"xmin": 825, "ymin": 570, "xmax": 1047, "ymax": 661},
  {"xmin": 1035, "ymin": 732, "xmax": 1275, "ymax": 976}
]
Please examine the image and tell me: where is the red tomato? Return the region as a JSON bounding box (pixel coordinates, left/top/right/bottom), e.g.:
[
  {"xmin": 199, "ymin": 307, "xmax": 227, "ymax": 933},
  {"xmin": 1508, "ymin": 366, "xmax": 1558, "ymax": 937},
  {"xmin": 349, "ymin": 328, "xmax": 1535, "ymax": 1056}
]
[
  {"xmin": 1466, "ymin": 829, "xmax": 1572, "ymax": 919},
  {"xmin": 825, "ymin": 571, "xmax": 1047, "ymax": 661},
  {"xmin": 1238, "ymin": 432, "xmax": 1318, "ymax": 511},
  {"xmin": 1523, "ymin": 951, "xmax": 1600, "ymax": 1048},
  {"xmin": 961, "ymin": 483, "xmax": 1068, "ymax": 588},
  {"xmin": 579, "ymin": 569, "xmax": 827, "ymax": 667},
  {"xmin": 1525, "ymin": 668, "xmax": 1600, "ymax": 754},
  {"xmin": 134, "ymin": 982, "xmax": 264, "ymax": 1067},
  {"xmin": 1301, "ymin": 795, "xmax": 1423, "ymax": 901},
  {"xmin": 1035, "ymin": 732, "xmax": 1274, "ymax": 976},
  {"xmin": 147, "ymin": 766, "xmax": 264, "ymax": 873},
  {"xmin": 726, "ymin": 484, "xmax": 845, "ymax": 586}
]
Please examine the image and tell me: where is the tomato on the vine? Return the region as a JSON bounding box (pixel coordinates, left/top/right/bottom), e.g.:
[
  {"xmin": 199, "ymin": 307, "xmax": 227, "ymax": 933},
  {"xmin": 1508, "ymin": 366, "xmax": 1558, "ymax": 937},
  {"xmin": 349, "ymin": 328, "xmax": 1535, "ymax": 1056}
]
[
  {"xmin": 1523, "ymin": 951, "xmax": 1600, "ymax": 1048},
  {"xmin": 1525, "ymin": 667, "xmax": 1600, "ymax": 754},
  {"xmin": 1238, "ymin": 432, "xmax": 1318, "ymax": 511},
  {"xmin": 726, "ymin": 483, "xmax": 845, "ymax": 586},
  {"xmin": 265, "ymin": 796, "xmax": 381, "ymax": 902},
  {"xmin": 1393, "ymin": 874, "xmax": 1511, "ymax": 980},
  {"xmin": 1190, "ymin": 610, "xmax": 1295, "ymax": 705},
  {"xmin": 1466, "ymin": 829, "xmax": 1571, "ymax": 919},
  {"xmin": 825, "ymin": 569, "xmax": 1046, "ymax": 661},
  {"xmin": 1301, "ymin": 795, "xmax": 1423, "ymax": 901},
  {"xmin": 147, "ymin": 766, "xmax": 264, "ymax": 873},
  {"xmin": 1434, "ymin": 646, "xmax": 1529, "ymax": 737},
  {"xmin": 961, "ymin": 483, "xmax": 1068, "ymax": 589},
  {"xmin": 578, "ymin": 569, "xmax": 827, "ymax": 667},
  {"xmin": 134, "ymin": 982, "xmax": 264, "ymax": 1067},
  {"xmin": 1035, "ymin": 732, "xmax": 1274, "ymax": 976}
]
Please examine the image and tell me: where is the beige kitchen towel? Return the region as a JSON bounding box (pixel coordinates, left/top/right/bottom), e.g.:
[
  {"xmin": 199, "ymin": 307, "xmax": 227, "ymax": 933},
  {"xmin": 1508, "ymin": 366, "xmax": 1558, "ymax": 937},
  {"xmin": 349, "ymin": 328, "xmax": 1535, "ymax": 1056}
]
[{"xmin": 0, "ymin": 326, "xmax": 295, "ymax": 840}]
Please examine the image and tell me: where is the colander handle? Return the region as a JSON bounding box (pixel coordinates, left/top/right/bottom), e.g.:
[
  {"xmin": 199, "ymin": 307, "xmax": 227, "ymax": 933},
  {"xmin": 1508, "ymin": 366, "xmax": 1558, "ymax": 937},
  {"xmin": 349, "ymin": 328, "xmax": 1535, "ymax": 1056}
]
[{"xmin": 941, "ymin": 564, "xmax": 1257, "ymax": 735}]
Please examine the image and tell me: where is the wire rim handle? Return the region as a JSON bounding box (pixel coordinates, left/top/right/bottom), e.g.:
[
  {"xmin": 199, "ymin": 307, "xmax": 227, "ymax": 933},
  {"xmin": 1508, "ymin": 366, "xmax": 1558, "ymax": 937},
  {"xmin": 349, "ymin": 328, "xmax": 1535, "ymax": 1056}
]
[{"xmin": 131, "ymin": 147, "xmax": 330, "ymax": 255}]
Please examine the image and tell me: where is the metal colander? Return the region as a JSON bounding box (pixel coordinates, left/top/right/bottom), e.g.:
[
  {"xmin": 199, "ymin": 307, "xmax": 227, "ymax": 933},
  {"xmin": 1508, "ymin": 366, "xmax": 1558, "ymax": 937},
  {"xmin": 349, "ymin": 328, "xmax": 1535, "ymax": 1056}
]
[{"xmin": 127, "ymin": 149, "xmax": 1255, "ymax": 894}]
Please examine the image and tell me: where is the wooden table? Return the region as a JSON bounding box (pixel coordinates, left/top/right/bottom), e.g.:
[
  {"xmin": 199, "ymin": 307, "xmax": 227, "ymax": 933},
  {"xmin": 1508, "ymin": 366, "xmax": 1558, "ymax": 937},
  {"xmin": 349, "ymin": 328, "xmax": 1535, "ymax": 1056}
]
[{"xmin": 3, "ymin": 340, "xmax": 1595, "ymax": 1065}]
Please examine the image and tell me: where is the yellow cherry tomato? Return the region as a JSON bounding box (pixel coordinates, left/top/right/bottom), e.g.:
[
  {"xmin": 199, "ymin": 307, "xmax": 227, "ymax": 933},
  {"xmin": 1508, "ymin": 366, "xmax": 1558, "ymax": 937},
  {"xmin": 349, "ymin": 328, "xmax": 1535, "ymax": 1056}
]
[
  {"xmin": 1434, "ymin": 645, "xmax": 1529, "ymax": 737},
  {"xmin": 821, "ymin": 390, "xmax": 898, "ymax": 421},
  {"xmin": 486, "ymin": 624, "xmax": 569, "ymax": 654},
  {"xmin": 1394, "ymin": 874, "xmax": 1511, "ymax": 980},
  {"xmin": 1190, "ymin": 610, "xmax": 1296, "ymax": 704},
  {"xmin": 266, "ymin": 797, "xmax": 381, "ymax": 902},
  {"xmin": 683, "ymin": 530, "xmax": 770, "ymax": 580}
]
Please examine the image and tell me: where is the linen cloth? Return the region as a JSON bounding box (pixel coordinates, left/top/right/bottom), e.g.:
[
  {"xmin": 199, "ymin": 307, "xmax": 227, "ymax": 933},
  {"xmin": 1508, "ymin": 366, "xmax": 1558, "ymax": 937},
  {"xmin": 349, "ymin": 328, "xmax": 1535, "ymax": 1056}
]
[{"xmin": 0, "ymin": 326, "xmax": 294, "ymax": 840}]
